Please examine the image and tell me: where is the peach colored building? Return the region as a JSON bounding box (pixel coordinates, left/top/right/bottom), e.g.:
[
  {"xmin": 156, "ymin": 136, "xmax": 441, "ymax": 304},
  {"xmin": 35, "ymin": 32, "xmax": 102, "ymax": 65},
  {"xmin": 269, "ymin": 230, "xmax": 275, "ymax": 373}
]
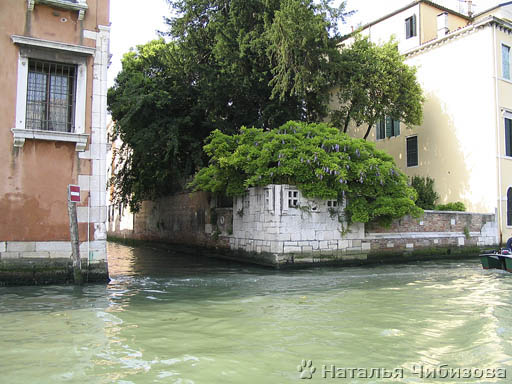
[{"xmin": 0, "ymin": 0, "xmax": 110, "ymax": 284}]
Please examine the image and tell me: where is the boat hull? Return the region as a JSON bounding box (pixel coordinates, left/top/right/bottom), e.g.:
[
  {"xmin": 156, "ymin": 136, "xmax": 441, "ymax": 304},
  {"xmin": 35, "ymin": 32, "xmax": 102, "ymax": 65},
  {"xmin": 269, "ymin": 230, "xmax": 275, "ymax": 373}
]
[{"xmin": 480, "ymin": 253, "xmax": 512, "ymax": 272}]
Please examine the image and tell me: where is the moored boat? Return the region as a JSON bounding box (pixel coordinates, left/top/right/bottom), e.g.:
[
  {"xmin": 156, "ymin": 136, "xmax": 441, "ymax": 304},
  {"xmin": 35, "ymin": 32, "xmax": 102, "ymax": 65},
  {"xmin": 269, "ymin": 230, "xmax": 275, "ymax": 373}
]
[{"xmin": 480, "ymin": 250, "xmax": 512, "ymax": 272}]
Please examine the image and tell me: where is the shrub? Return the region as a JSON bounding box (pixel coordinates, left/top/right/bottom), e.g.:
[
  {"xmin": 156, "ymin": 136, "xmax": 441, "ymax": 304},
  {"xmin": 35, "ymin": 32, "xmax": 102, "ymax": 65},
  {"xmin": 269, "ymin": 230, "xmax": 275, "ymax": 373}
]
[
  {"xmin": 435, "ymin": 202, "xmax": 466, "ymax": 212},
  {"xmin": 410, "ymin": 176, "xmax": 439, "ymax": 210},
  {"xmin": 190, "ymin": 121, "xmax": 423, "ymax": 225}
]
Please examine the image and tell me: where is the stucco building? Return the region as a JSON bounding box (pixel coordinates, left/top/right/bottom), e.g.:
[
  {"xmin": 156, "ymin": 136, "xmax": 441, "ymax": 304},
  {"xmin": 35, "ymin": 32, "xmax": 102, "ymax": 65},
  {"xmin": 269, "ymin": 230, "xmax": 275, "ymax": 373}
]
[
  {"xmin": 0, "ymin": 0, "xmax": 110, "ymax": 283},
  {"xmin": 341, "ymin": 0, "xmax": 512, "ymax": 243}
]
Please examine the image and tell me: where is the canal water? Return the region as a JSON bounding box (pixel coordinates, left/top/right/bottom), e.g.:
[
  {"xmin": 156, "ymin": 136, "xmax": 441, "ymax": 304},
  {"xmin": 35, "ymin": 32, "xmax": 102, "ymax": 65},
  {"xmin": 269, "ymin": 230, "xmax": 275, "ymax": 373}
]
[{"xmin": 1, "ymin": 243, "xmax": 511, "ymax": 383}]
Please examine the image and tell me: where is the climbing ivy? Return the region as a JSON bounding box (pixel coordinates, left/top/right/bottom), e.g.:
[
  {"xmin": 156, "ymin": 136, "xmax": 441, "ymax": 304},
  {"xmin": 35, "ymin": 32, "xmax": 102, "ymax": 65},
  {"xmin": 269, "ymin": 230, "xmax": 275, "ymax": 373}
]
[{"xmin": 190, "ymin": 121, "xmax": 423, "ymax": 225}]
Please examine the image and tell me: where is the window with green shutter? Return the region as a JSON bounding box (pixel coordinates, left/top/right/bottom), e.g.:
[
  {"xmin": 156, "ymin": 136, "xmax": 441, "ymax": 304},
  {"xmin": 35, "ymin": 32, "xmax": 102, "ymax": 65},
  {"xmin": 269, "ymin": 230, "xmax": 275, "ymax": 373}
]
[
  {"xmin": 376, "ymin": 119, "xmax": 385, "ymax": 140},
  {"xmin": 506, "ymin": 117, "xmax": 512, "ymax": 157},
  {"xmin": 405, "ymin": 15, "xmax": 417, "ymax": 39},
  {"xmin": 380, "ymin": 115, "xmax": 400, "ymax": 139},
  {"xmin": 508, "ymin": 188, "xmax": 512, "ymax": 226}
]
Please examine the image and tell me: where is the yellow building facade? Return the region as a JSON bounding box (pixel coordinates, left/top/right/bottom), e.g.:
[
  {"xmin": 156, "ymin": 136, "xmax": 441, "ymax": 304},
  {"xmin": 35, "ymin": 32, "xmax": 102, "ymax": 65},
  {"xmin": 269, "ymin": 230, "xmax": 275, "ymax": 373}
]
[{"xmin": 343, "ymin": 0, "xmax": 512, "ymax": 243}]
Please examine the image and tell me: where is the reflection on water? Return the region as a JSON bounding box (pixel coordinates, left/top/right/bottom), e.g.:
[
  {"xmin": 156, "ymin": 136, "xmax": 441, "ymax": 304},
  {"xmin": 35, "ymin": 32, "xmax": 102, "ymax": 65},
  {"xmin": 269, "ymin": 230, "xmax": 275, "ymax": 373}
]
[{"xmin": 0, "ymin": 242, "xmax": 511, "ymax": 383}]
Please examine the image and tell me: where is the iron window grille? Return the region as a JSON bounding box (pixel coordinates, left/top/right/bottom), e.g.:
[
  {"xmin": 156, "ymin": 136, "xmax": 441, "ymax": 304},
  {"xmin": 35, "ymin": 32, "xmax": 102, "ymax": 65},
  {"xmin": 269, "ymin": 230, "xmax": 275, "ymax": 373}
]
[{"xmin": 26, "ymin": 59, "xmax": 77, "ymax": 132}]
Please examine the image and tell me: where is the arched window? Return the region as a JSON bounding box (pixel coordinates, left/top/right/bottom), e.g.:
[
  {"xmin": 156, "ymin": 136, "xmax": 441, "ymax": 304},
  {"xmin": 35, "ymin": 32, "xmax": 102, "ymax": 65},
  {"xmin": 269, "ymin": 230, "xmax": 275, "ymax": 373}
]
[{"xmin": 508, "ymin": 188, "xmax": 512, "ymax": 226}]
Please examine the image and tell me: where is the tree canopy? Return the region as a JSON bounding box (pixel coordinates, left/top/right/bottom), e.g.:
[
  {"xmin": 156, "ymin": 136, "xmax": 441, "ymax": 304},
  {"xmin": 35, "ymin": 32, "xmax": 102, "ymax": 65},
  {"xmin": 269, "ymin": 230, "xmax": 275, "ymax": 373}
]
[
  {"xmin": 331, "ymin": 35, "xmax": 424, "ymax": 139},
  {"xmin": 190, "ymin": 121, "xmax": 423, "ymax": 225},
  {"xmin": 108, "ymin": 0, "xmax": 424, "ymax": 211},
  {"xmin": 108, "ymin": 0, "xmax": 351, "ymax": 210}
]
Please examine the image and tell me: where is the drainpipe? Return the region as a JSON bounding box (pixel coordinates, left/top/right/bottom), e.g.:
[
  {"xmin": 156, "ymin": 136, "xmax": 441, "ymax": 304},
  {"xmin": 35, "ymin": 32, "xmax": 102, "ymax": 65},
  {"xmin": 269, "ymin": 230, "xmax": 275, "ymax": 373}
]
[{"xmin": 493, "ymin": 23, "xmax": 504, "ymax": 244}]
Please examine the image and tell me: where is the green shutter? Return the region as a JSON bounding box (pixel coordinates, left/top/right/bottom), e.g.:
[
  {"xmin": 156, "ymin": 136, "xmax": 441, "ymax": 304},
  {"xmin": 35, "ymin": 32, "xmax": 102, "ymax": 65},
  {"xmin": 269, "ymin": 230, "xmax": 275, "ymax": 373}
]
[
  {"xmin": 376, "ymin": 119, "xmax": 385, "ymax": 140},
  {"xmin": 385, "ymin": 116, "xmax": 392, "ymax": 138},
  {"xmin": 394, "ymin": 119, "xmax": 400, "ymax": 137},
  {"xmin": 506, "ymin": 118, "xmax": 512, "ymax": 156}
]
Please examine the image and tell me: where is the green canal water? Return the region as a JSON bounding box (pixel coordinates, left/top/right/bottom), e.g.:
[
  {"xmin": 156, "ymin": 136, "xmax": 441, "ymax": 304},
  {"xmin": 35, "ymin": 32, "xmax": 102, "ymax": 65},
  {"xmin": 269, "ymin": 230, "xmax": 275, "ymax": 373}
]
[{"xmin": 1, "ymin": 243, "xmax": 512, "ymax": 383}]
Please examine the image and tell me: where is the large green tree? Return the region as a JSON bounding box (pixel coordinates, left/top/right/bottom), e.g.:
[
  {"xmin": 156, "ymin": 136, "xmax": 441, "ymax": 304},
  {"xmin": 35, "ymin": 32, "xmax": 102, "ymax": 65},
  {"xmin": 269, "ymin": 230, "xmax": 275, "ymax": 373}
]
[
  {"xmin": 190, "ymin": 121, "xmax": 422, "ymax": 225},
  {"xmin": 109, "ymin": 0, "xmax": 350, "ymax": 210},
  {"xmin": 108, "ymin": 39, "xmax": 210, "ymax": 210},
  {"xmin": 331, "ymin": 35, "xmax": 424, "ymax": 139}
]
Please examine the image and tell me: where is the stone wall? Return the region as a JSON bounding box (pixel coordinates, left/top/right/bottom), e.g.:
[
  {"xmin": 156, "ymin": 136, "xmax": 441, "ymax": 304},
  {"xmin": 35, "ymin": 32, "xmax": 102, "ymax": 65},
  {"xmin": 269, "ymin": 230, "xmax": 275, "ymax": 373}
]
[
  {"xmin": 108, "ymin": 191, "xmax": 230, "ymax": 249},
  {"xmin": 0, "ymin": 240, "xmax": 108, "ymax": 286},
  {"xmin": 108, "ymin": 185, "xmax": 499, "ymax": 268}
]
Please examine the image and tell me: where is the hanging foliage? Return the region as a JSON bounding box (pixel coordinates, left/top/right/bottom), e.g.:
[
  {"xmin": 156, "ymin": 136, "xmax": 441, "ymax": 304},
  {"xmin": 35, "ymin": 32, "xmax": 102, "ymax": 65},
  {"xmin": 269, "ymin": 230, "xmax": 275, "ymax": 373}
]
[{"xmin": 190, "ymin": 121, "xmax": 423, "ymax": 225}]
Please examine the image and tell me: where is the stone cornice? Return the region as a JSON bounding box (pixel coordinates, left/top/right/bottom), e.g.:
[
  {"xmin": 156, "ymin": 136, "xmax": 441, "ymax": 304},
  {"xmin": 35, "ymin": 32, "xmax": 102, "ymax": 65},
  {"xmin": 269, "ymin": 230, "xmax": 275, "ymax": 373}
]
[
  {"xmin": 12, "ymin": 128, "xmax": 89, "ymax": 151},
  {"xmin": 404, "ymin": 16, "xmax": 512, "ymax": 59},
  {"xmin": 11, "ymin": 35, "xmax": 95, "ymax": 56},
  {"xmin": 28, "ymin": 0, "xmax": 88, "ymax": 20}
]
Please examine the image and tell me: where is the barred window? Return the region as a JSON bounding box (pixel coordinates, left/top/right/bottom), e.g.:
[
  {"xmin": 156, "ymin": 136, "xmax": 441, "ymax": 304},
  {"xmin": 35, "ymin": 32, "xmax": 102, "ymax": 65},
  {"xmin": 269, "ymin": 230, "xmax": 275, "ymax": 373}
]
[{"xmin": 26, "ymin": 59, "xmax": 77, "ymax": 132}]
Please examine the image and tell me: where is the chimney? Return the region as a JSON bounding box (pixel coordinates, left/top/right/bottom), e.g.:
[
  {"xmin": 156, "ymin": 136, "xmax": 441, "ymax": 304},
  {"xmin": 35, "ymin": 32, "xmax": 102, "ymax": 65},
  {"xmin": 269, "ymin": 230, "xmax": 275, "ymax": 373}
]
[{"xmin": 437, "ymin": 12, "xmax": 449, "ymax": 38}]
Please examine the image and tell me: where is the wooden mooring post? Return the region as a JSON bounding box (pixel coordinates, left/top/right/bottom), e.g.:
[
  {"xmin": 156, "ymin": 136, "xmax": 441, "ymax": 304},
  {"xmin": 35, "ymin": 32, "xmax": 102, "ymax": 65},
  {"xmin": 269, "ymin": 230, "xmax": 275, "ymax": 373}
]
[{"xmin": 68, "ymin": 185, "xmax": 83, "ymax": 285}]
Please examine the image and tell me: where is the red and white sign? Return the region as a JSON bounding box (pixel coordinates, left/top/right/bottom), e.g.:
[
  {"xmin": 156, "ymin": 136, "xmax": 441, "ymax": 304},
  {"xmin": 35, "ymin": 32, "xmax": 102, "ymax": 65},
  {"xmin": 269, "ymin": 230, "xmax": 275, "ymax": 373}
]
[{"xmin": 68, "ymin": 185, "xmax": 81, "ymax": 203}]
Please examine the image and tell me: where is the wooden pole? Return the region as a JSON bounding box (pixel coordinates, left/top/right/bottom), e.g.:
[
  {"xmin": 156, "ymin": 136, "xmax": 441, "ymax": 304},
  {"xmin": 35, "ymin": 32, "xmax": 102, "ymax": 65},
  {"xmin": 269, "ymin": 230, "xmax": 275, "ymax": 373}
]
[{"xmin": 67, "ymin": 199, "xmax": 83, "ymax": 285}]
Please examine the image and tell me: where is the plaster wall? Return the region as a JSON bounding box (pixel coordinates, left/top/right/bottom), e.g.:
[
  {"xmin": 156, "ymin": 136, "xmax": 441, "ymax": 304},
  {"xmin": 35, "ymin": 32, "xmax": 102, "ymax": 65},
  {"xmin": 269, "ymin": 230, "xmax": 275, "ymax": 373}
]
[
  {"xmin": 419, "ymin": 2, "xmax": 468, "ymax": 44},
  {"xmin": 359, "ymin": 4, "xmax": 421, "ymax": 53},
  {"xmin": 0, "ymin": 0, "xmax": 110, "ymax": 274},
  {"xmin": 344, "ymin": 26, "xmax": 497, "ymax": 216}
]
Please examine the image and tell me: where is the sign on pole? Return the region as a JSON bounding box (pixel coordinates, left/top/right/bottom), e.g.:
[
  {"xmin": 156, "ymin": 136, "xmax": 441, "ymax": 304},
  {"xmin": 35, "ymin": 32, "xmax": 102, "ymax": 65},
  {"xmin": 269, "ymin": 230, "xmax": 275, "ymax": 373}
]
[{"xmin": 68, "ymin": 185, "xmax": 80, "ymax": 203}]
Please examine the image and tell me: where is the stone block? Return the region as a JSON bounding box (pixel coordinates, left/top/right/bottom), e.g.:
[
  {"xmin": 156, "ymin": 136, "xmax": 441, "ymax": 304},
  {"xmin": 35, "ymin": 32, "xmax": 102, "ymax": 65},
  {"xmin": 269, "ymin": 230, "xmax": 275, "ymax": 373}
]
[
  {"xmin": 1, "ymin": 252, "xmax": 20, "ymax": 259},
  {"xmin": 338, "ymin": 240, "xmax": 349, "ymax": 250},
  {"xmin": 406, "ymin": 243, "xmax": 414, "ymax": 249},
  {"xmin": 319, "ymin": 241, "xmax": 329, "ymax": 249},
  {"xmin": 50, "ymin": 251, "xmax": 72, "ymax": 259},
  {"xmin": 362, "ymin": 242, "xmax": 371, "ymax": 251},
  {"xmin": 352, "ymin": 239, "xmax": 362, "ymax": 247},
  {"xmin": 290, "ymin": 232, "xmax": 301, "ymax": 241},
  {"xmin": 22, "ymin": 252, "xmax": 50, "ymax": 259},
  {"xmin": 315, "ymin": 231, "xmax": 325, "ymax": 241},
  {"xmin": 284, "ymin": 241, "xmax": 298, "ymax": 247},
  {"xmin": 278, "ymin": 233, "xmax": 291, "ymax": 241},
  {"xmin": 386, "ymin": 242, "xmax": 394, "ymax": 248},
  {"xmin": 458, "ymin": 237, "xmax": 465, "ymax": 246},
  {"xmin": 302, "ymin": 246, "xmax": 313, "ymax": 253},
  {"xmin": 311, "ymin": 241, "xmax": 319, "ymax": 250},
  {"xmin": 0, "ymin": 242, "xmax": 5, "ymax": 253},
  {"xmin": 301, "ymin": 230, "xmax": 316, "ymax": 241},
  {"xmin": 35, "ymin": 242, "xmax": 71, "ymax": 252},
  {"xmin": 7, "ymin": 242, "xmax": 36, "ymax": 252},
  {"xmin": 270, "ymin": 242, "xmax": 283, "ymax": 253},
  {"xmin": 283, "ymin": 246, "xmax": 301, "ymax": 253}
]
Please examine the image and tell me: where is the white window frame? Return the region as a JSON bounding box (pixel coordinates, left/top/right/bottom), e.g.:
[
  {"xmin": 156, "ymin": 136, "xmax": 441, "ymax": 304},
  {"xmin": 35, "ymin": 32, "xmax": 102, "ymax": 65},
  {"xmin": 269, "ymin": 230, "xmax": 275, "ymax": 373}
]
[{"xmin": 11, "ymin": 35, "xmax": 94, "ymax": 151}]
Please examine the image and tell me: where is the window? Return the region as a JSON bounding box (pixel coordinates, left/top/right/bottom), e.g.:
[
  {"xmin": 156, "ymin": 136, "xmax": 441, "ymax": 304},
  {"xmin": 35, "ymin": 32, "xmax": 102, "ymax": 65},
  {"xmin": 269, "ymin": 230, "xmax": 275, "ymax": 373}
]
[
  {"xmin": 508, "ymin": 188, "xmax": 512, "ymax": 226},
  {"xmin": 506, "ymin": 117, "xmax": 512, "ymax": 157},
  {"xmin": 503, "ymin": 44, "xmax": 510, "ymax": 80},
  {"xmin": 406, "ymin": 136, "xmax": 418, "ymax": 167},
  {"xmin": 26, "ymin": 59, "xmax": 77, "ymax": 132},
  {"xmin": 405, "ymin": 15, "xmax": 417, "ymax": 39},
  {"xmin": 288, "ymin": 190, "xmax": 299, "ymax": 208},
  {"xmin": 376, "ymin": 116, "xmax": 400, "ymax": 140},
  {"xmin": 11, "ymin": 35, "xmax": 93, "ymax": 150},
  {"xmin": 376, "ymin": 119, "xmax": 385, "ymax": 140}
]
